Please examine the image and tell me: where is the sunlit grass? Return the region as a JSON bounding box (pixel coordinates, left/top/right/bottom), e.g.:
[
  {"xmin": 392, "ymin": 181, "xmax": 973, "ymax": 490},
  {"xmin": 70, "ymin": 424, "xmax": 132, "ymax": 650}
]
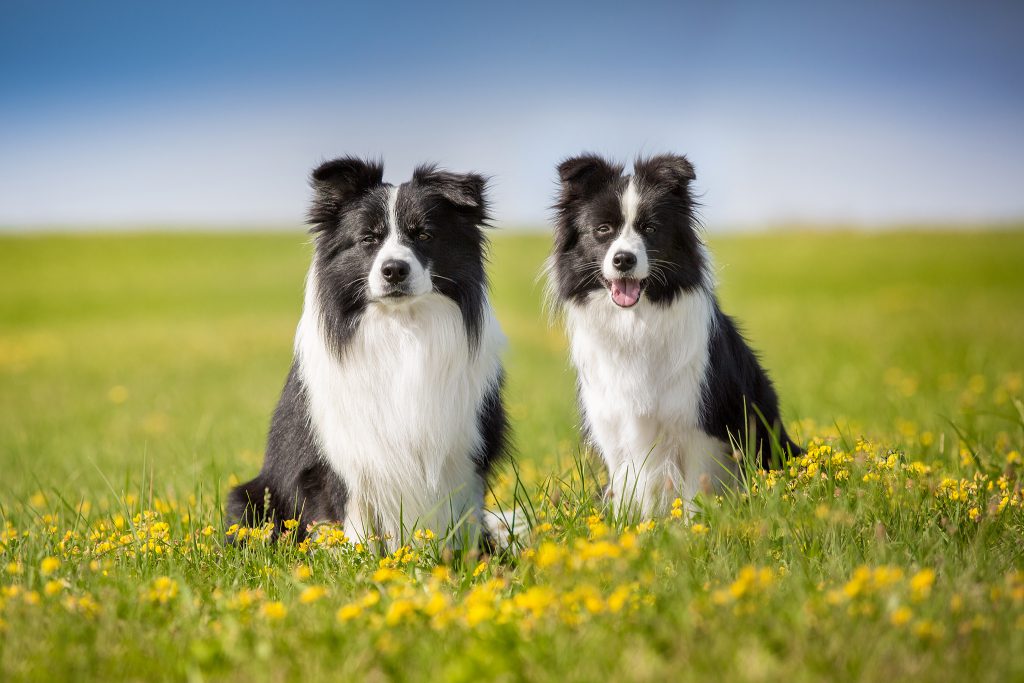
[{"xmin": 1, "ymin": 229, "xmax": 1023, "ymax": 681}]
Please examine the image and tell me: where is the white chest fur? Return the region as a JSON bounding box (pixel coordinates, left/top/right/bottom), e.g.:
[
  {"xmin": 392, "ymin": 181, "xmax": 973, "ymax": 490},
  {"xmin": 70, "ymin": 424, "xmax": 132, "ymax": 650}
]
[
  {"xmin": 295, "ymin": 267, "xmax": 505, "ymax": 548},
  {"xmin": 565, "ymin": 290, "xmax": 733, "ymax": 515}
]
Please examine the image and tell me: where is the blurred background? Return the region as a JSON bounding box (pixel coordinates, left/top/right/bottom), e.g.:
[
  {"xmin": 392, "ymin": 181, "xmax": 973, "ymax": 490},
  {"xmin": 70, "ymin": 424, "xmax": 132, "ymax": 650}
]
[
  {"xmin": 1, "ymin": 1, "xmax": 1023, "ymax": 498},
  {"xmin": 2, "ymin": 0, "xmax": 1023, "ymax": 230}
]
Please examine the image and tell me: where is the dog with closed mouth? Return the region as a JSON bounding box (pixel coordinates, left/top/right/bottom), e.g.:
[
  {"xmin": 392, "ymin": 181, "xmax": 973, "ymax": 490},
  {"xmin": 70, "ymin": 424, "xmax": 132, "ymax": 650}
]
[
  {"xmin": 548, "ymin": 152, "xmax": 801, "ymax": 516},
  {"xmin": 228, "ymin": 157, "xmax": 510, "ymax": 551}
]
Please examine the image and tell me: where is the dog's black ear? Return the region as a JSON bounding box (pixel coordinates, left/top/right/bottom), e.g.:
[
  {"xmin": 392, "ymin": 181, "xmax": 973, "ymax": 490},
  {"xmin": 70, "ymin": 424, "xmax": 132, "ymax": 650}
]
[
  {"xmin": 412, "ymin": 165, "xmax": 490, "ymax": 225},
  {"xmin": 556, "ymin": 154, "xmax": 622, "ymax": 200},
  {"xmin": 633, "ymin": 154, "xmax": 695, "ymax": 196},
  {"xmin": 413, "ymin": 165, "xmax": 488, "ymax": 208},
  {"xmin": 308, "ymin": 156, "xmax": 384, "ymax": 232}
]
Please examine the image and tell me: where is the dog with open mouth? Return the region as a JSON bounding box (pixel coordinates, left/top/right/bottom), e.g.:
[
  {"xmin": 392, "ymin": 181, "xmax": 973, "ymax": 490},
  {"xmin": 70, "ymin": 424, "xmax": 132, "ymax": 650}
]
[
  {"xmin": 548, "ymin": 153, "xmax": 801, "ymax": 516},
  {"xmin": 228, "ymin": 157, "xmax": 511, "ymax": 551}
]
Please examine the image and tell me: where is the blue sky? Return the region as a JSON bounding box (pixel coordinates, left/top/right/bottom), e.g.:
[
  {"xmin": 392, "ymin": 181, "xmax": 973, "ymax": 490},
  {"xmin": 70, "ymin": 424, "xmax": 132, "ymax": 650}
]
[{"xmin": 2, "ymin": 1, "xmax": 1022, "ymax": 229}]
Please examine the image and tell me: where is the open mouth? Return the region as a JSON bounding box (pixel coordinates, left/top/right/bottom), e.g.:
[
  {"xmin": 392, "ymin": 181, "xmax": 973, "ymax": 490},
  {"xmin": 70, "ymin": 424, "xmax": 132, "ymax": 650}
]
[{"xmin": 608, "ymin": 278, "xmax": 644, "ymax": 308}]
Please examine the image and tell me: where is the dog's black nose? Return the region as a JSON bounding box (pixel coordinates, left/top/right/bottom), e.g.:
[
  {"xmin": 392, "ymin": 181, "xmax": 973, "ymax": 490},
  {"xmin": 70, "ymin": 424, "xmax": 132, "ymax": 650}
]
[
  {"xmin": 612, "ymin": 251, "xmax": 637, "ymax": 272},
  {"xmin": 381, "ymin": 259, "xmax": 410, "ymax": 284}
]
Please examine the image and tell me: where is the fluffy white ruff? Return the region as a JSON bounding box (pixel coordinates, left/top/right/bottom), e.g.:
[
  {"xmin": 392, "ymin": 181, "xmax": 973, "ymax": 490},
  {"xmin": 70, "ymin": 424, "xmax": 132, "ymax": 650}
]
[
  {"xmin": 565, "ymin": 288, "xmax": 735, "ymax": 517},
  {"xmin": 296, "ymin": 265, "xmax": 505, "ymax": 551}
]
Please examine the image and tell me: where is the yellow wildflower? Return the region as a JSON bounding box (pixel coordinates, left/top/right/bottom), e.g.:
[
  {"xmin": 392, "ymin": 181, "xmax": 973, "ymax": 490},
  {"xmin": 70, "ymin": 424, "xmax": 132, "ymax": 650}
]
[
  {"xmin": 44, "ymin": 580, "xmax": 63, "ymax": 597},
  {"xmin": 260, "ymin": 601, "xmax": 287, "ymax": 620},
  {"xmin": 890, "ymin": 606, "xmax": 912, "ymax": 626},
  {"xmin": 373, "ymin": 567, "xmax": 402, "ymax": 583},
  {"xmin": 384, "ymin": 599, "xmax": 416, "ymax": 625},
  {"xmin": 514, "ymin": 586, "xmax": 556, "ymax": 618},
  {"xmin": 535, "ymin": 542, "xmax": 566, "ymax": 569},
  {"xmin": 337, "ymin": 603, "xmax": 362, "ymax": 622},
  {"xmin": 472, "ymin": 561, "xmax": 488, "ymax": 578},
  {"xmin": 298, "ymin": 586, "xmax": 327, "ymax": 604},
  {"xmin": 40, "ymin": 557, "xmax": 60, "ymax": 576},
  {"xmin": 910, "ymin": 569, "xmax": 935, "ymax": 602},
  {"xmin": 144, "ymin": 576, "xmax": 179, "ymax": 605}
]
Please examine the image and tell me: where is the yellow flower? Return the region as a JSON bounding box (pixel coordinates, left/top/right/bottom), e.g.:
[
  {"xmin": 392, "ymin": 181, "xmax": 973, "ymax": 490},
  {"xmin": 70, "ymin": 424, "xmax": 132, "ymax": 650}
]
[
  {"xmin": 5, "ymin": 562, "xmax": 22, "ymax": 575},
  {"xmin": 337, "ymin": 603, "xmax": 362, "ymax": 622},
  {"xmin": 472, "ymin": 561, "xmax": 488, "ymax": 578},
  {"xmin": 44, "ymin": 580, "xmax": 64, "ymax": 597},
  {"xmin": 690, "ymin": 523, "xmax": 709, "ymax": 535},
  {"xmin": 144, "ymin": 576, "xmax": 179, "ymax": 605},
  {"xmin": 40, "ymin": 557, "xmax": 60, "ymax": 576},
  {"xmin": 890, "ymin": 606, "xmax": 912, "ymax": 626},
  {"xmin": 607, "ymin": 584, "xmax": 635, "ymax": 613},
  {"xmin": 576, "ymin": 539, "xmax": 622, "ymax": 562},
  {"xmin": 514, "ymin": 586, "xmax": 556, "ymax": 618},
  {"xmin": 910, "ymin": 569, "xmax": 936, "ymax": 602},
  {"xmin": 293, "ymin": 565, "xmax": 312, "ymax": 581},
  {"xmin": 283, "ymin": 519, "xmax": 299, "ymax": 530},
  {"xmin": 384, "ymin": 599, "xmax": 415, "ymax": 625},
  {"xmin": 535, "ymin": 542, "xmax": 566, "ymax": 569},
  {"xmin": 201, "ymin": 525, "xmax": 215, "ymax": 537},
  {"xmin": 372, "ymin": 567, "xmax": 402, "ymax": 583},
  {"xmin": 968, "ymin": 507, "xmax": 981, "ymax": 522},
  {"xmin": 260, "ymin": 601, "xmax": 287, "ymax": 620},
  {"xmin": 299, "ymin": 586, "xmax": 327, "ymax": 604}
]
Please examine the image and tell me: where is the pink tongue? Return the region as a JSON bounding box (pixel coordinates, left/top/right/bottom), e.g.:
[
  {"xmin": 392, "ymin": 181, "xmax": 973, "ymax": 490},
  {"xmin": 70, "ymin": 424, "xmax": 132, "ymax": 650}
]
[{"xmin": 610, "ymin": 279, "xmax": 641, "ymax": 307}]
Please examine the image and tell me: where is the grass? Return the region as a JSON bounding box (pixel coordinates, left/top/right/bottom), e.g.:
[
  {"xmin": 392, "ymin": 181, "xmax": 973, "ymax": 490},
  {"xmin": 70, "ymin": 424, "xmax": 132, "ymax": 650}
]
[{"xmin": 1, "ymin": 229, "xmax": 1023, "ymax": 681}]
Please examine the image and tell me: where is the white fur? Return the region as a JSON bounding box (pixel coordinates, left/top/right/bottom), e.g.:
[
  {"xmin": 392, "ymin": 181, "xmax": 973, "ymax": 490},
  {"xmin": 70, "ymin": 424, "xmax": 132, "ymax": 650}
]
[
  {"xmin": 602, "ymin": 178, "xmax": 650, "ymax": 281},
  {"xmin": 295, "ymin": 264, "xmax": 505, "ymax": 550},
  {"xmin": 565, "ymin": 287, "xmax": 735, "ymax": 518},
  {"xmin": 368, "ymin": 186, "xmax": 432, "ymax": 298}
]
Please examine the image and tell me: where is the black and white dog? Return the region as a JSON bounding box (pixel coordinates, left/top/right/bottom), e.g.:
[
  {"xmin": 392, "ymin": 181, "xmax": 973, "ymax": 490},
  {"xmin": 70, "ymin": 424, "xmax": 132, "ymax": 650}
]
[
  {"xmin": 228, "ymin": 157, "xmax": 509, "ymax": 550},
  {"xmin": 549, "ymin": 153, "xmax": 800, "ymax": 516}
]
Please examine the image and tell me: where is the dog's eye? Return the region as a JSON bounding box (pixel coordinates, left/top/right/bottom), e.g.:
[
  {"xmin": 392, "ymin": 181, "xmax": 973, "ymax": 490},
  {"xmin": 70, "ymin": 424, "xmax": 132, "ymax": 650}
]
[
  {"xmin": 595, "ymin": 224, "xmax": 613, "ymax": 236},
  {"xmin": 416, "ymin": 231, "xmax": 432, "ymax": 242},
  {"xmin": 361, "ymin": 234, "xmax": 380, "ymax": 246},
  {"xmin": 643, "ymin": 225, "xmax": 657, "ymax": 234}
]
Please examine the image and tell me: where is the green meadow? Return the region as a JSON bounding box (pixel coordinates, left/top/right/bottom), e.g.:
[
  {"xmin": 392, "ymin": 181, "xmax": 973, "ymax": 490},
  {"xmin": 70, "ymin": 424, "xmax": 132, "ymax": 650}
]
[{"xmin": 1, "ymin": 229, "xmax": 1023, "ymax": 681}]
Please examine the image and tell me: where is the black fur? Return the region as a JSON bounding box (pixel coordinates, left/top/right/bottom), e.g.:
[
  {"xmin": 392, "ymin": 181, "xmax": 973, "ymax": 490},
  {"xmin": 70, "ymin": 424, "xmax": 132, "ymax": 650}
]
[
  {"xmin": 552, "ymin": 152, "xmax": 801, "ymax": 468},
  {"xmin": 227, "ymin": 157, "xmax": 508, "ymax": 541}
]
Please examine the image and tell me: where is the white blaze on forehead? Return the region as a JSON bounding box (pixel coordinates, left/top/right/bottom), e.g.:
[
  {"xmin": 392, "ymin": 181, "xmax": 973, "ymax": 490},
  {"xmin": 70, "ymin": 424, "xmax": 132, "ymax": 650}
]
[
  {"xmin": 368, "ymin": 184, "xmax": 432, "ymax": 299},
  {"xmin": 386, "ymin": 183, "xmax": 400, "ymax": 234},
  {"xmin": 602, "ymin": 177, "xmax": 650, "ymax": 283},
  {"xmin": 621, "ymin": 177, "xmax": 641, "ymax": 233}
]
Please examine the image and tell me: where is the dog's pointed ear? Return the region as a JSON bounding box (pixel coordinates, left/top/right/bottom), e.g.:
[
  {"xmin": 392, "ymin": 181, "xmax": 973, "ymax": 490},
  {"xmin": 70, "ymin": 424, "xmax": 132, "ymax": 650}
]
[
  {"xmin": 412, "ymin": 164, "xmax": 488, "ymax": 210},
  {"xmin": 633, "ymin": 154, "xmax": 695, "ymax": 196},
  {"xmin": 556, "ymin": 154, "xmax": 622, "ymax": 201},
  {"xmin": 308, "ymin": 156, "xmax": 384, "ymax": 232}
]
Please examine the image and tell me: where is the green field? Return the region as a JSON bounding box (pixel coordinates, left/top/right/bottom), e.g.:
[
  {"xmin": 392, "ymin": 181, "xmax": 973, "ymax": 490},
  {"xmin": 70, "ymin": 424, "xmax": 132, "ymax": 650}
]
[{"xmin": 1, "ymin": 230, "xmax": 1023, "ymax": 681}]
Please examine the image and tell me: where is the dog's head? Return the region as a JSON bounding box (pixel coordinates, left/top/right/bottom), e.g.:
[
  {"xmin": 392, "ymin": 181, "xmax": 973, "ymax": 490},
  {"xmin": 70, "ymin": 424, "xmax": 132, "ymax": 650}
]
[
  {"xmin": 307, "ymin": 157, "xmax": 490, "ymax": 336},
  {"xmin": 551, "ymin": 153, "xmax": 708, "ymax": 308}
]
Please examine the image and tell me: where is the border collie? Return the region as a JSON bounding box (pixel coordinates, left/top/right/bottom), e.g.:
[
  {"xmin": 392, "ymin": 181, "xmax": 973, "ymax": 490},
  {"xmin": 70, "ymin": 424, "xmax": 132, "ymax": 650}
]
[
  {"xmin": 548, "ymin": 153, "xmax": 800, "ymax": 516},
  {"xmin": 228, "ymin": 157, "xmax": 509, "ymax": 551}
]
